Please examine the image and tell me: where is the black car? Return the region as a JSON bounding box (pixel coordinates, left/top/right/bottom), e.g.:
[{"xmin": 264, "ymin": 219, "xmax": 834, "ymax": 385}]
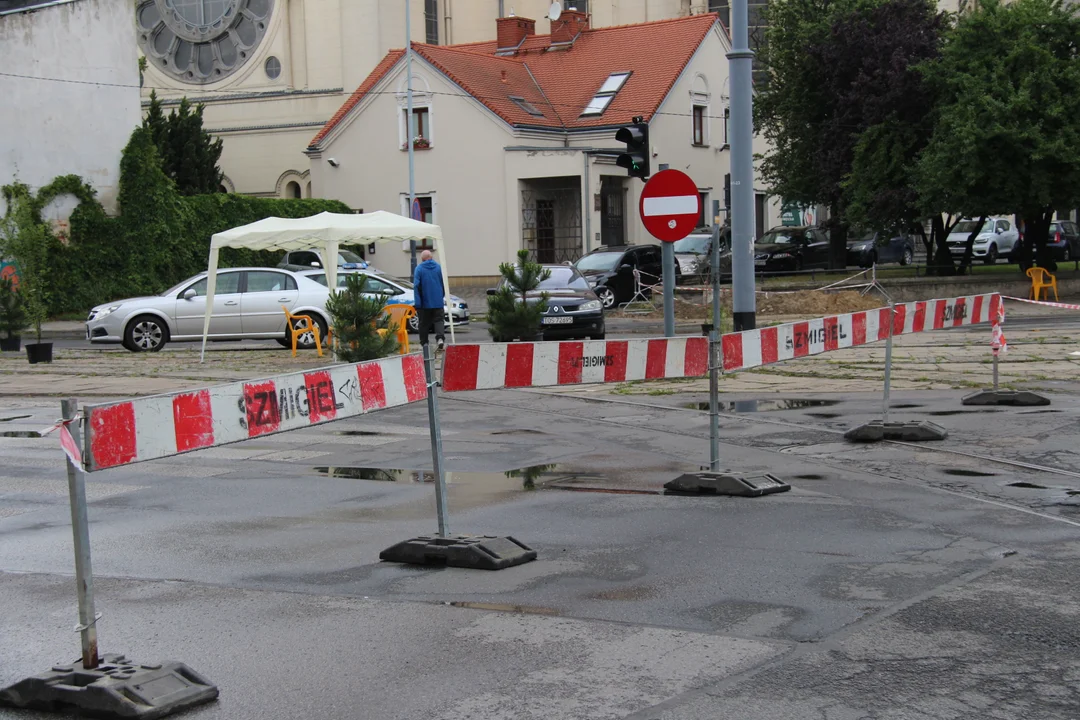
[
  {"xmin": 574, "ymin": 245, "xmax": 674, "ymax": 309},
  {"xmin": 846, "ymin": 230, "xmax": 916, "ymax": 268},
  {"xmin": 754, "ymin": 226, "xmax": 831, "ymax": 273},
  {"xmin": 1043, "ymin": 221, "xmax": 1078, "ymax": 261},
  {"xmin": 489, "ymin": 265, "xmax": 605, "ymax": 340}
]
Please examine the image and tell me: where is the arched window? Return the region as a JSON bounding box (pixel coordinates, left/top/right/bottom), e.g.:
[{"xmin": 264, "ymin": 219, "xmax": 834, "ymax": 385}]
[{"xmin": 286, "ymin": 181, "xmax": 301, "ymax": 199}]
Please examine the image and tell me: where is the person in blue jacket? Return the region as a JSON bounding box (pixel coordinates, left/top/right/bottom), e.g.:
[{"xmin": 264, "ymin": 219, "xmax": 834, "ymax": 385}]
[{"xmin": 412, "ymin": 249, "xmax": 446, "ymax": 351}]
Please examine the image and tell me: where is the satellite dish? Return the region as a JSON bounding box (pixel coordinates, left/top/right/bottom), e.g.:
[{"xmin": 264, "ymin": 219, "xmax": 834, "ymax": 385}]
[{"xmin": 548, "ymin": 1, "xmax": 562, "ymax": 21}]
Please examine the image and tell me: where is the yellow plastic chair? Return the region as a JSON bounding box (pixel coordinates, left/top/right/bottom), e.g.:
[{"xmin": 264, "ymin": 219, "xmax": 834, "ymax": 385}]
[
  {"xmin": 1027, "ymin": 267, "xmax": 1059, "ymax": 301},
  {"xmin": 376, "ymin": 303, "xmax": 415, "ymax": 354},
  {"xmin": 282, "ymin": 305, "xmax": 324, "ymax": 358}
]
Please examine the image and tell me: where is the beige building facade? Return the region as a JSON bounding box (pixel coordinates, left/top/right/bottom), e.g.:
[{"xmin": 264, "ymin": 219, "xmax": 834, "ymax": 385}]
[
  {"xmin": 136, "ymin": 0, "xmax": 732, "ymax": 199},
  {"xmin": 307, "ymin": 14, "xmax": 776, "ymax": 282}
]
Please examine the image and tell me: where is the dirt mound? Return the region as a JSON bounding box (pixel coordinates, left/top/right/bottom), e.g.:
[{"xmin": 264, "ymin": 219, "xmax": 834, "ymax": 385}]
[{"xmin": 618, "ymin": 290, "xmax": 885, "ymax": 321}]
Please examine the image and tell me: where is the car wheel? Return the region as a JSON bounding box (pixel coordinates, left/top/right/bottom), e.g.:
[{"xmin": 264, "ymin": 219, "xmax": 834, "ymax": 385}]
[
  {"xmin": 597, "ymin": 286, "xmax": 616, "ymax": 309},
  {"xmin": 124, "ymin": 315, "xmax": 169, "ymax": 352},
  {"xmin": 276, "ymin": 338, "xmax": 292, "ymax": 349},
  {"xmin": 900, "ymin": 247, "xmax": 913, "ymax": 266},
  {"xmin": 407, "ymin": 315, "xmax": 420, "ymax": 334},
  {"xmin": 984, "ymin": 245, "xmax": 998, "ymax": 265},
  {"xmin": 290, "ymin": 314, "xmax": 326, "ymax": 350}
]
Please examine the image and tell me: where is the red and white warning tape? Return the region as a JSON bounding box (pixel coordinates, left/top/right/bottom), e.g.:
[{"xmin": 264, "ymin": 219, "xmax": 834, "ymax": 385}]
[
  {"xmin": 83, "ymin": 354, "xmax": 427, "ymax": 472},
  {"xmin": 721, "ymin": 293, "xmax": 1000, "ymax": 372},
  {"xmin": 1002, "ymin": 296, "xmax": 1080, "ymax": 310},
  {"xmin": 41, "ymin": 416, "xmax": 83, "ymax": 468}
]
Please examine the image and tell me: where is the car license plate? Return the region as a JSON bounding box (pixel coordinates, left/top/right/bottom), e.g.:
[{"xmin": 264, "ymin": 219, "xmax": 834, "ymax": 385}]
[
  {"xmin": 754, "ymin": 260, "xmax": 767, "ymax": 267},
  {"xmin": 542, "ymin": 316, "xmax": 573, "ymax": 325}
]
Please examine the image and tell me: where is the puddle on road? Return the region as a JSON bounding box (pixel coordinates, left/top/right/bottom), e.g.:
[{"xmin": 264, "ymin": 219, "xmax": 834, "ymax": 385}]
[
  {"xmin": 1009, "ymin": 482, "xmax": 1049, "ymax": 489},
  {"xmin": 0, "ymin": 430, "xmax": 41, "ymax": 438},
  {"xmin": 685, "ymin": 399, "xmax": 841, "ymax": 413},
  {"xmin": 928, "ymin": 410, "xmax": 999, "ymax": 417},
  {"xmin": 490, "ymin": 429, "xmax": 548, "ymax": 436},
  {"xmin": 795, "ymin": 474, "xmax": 825, "ymax": 480},
  {"xmin": 0, "ymin": 415, "xmax": 31, "ymax": 423},
  {"xmin": 944, "ymin": 468, "xmax": 997, "ymax": 477},
  {"xmin": 334, "ymin": 431, "xmax": 387, "ymax": 437},
  {"xmin": 892, "ymin": 404, "xmax": 923, "ymax": 409},
  {"xmin": 805, "ymin": 412, "xmax": 842, "ymax": 419}
]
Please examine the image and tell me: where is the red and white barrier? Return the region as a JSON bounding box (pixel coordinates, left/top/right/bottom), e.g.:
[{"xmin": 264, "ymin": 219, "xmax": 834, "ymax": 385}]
[
  {"xmin": 722, "ymin": 293, "xmax": 1000, "ymax": 372},
  {"xmin": 442, "ymin": 337, "xmax": 709, "ymax": 392},
  {"xmin": 84, "ymin": 354, "xmax": 427, "ymax": 471}
]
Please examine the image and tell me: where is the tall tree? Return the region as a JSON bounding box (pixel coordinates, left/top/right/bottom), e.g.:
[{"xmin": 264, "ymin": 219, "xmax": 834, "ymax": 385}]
[
  {"xmin": 757, "ymin": 0, "xmax": 944, "ymax": 267},
  {"xmin": 840, "ymin": 0, "xmax": 955, "ymax": 273},
  {"xmin": 916, "ymin": 0, "xmax": 1080, "ymax": 272},
  {"xmin": 142, "ymin": 91, "xmax": 224, "ymax": 196}
]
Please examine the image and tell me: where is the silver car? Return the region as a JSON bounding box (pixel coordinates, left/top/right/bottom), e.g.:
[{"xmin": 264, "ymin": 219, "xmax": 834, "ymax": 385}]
[
  {"xmin": 299, "ymin": 269, "xmax": 470, "ymax": 333},
  {"xmin": 947, "ymin": 217, "xmax": 1020, "ymax": 264},
  {"xmin": 86, "ymin": 268, "xmax": 333, "ymax": 352}
]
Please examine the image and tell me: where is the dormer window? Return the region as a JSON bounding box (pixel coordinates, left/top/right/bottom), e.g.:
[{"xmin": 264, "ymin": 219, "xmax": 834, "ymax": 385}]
[{"xmin": 581, "ymin": 72, "xmax": 630, "ymax": 116}]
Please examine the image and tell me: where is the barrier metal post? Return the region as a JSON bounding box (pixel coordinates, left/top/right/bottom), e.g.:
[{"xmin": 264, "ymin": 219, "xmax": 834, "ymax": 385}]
[
  {"xmin": 422, "ymin": 344, "xmax": 450, "ymax": 537},
  {"xmin": 709, "ymin": 223, "xmax": 722, "ymax": 471},
  {"xmin": 62, "ymin": 398, "xmax": 99, "ymax": 669},
  {"xmin": 882, "ymin": 301, "xmax": 894, "ymax": 424}
]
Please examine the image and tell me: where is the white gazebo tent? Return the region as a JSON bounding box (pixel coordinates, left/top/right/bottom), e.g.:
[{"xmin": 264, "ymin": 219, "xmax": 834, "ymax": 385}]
[{"xmin": 200, "ymin": 211, "xmax": 451, "ymax": 361}]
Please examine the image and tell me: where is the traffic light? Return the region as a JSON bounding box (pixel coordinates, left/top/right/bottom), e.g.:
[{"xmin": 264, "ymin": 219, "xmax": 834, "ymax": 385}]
[{"xmin": 616, "ymin": 116, "xmax": 650, "ymax": 180}]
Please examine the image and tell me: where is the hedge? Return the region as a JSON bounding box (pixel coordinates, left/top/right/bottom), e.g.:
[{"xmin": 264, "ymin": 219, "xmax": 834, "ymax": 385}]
[{"xmin": 2, "ymin": 127, "xmax": 352, "ymax": 316}]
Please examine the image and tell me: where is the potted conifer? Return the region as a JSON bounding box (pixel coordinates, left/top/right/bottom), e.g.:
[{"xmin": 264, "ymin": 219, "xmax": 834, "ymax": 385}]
[
  {"xmin": 324, "ymin": 273, "xmax": 400, "ymax": 361},
  {"xmin": 486, "ymin": 249, "xmax": 551, "ymax": 342},
  {"xmin": 0, "ymin": 276, "xmax": 27, "ymax": 352}
]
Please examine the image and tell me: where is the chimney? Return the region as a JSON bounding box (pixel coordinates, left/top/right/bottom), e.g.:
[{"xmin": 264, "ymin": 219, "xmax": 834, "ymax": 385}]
[
  {"xmin": 496, "ymin": 15, "xmax": 536, "ymax": 51},
  {"xmin": 551, "ymin": 9, "xmax": 589, "ymax": 45}
]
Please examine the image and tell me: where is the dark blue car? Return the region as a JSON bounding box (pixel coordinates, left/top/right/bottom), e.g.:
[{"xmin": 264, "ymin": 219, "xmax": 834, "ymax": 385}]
[{"xmin": 846, "ymin": 230, "xmax": 916, "ymax": 268}]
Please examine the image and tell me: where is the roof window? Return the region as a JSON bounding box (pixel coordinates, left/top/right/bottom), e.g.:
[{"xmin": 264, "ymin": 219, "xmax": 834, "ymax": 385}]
[
  {"xmin": 580, "ymin": 72, "xmax": 631, "ymax": 117},
  {"xmin": 509, "ymin": 96, "xmax": 545, "ymax": 117}
]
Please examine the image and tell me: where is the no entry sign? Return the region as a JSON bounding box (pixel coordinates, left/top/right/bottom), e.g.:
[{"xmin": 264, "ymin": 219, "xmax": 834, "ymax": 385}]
[{"xmin": 639, "ymin": 169, "xmax": 700, "ymax": 242}]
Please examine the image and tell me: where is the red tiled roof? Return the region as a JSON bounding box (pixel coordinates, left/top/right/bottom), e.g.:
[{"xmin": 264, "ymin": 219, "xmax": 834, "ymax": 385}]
[
  {"xmin": 309, "ymin": 49, "xmax": 405, "ymax": 147},
  {"xmin": 310, "ymin": 14, "xmax": 718, "ymax": 148}
]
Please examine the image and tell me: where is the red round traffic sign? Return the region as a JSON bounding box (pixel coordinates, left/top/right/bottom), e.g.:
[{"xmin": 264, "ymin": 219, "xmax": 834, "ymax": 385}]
[{"xmin": 639, "ymin": 169, "xmax": 701, "ymax": 243}]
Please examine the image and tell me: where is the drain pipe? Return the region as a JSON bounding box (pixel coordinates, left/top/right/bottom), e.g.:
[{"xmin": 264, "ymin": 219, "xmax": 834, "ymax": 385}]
[{"xmin": 444, "ymin": 0, "xmax": 453, "ymax": 44}]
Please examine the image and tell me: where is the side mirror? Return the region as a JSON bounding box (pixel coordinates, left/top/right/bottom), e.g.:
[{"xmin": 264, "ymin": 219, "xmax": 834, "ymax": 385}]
[
  {"xmin": 619, "ymin": 263, "xmax": 632, "ymax": 270},
  {"xmin": 182, "ymin": 288, "xmax": 197, "ymax": 300},
  {"xmin": 310, "ymin": 261, "xmax": 322, "ymax": 267},
  {"xmin": 486, "ymin": 288, "xmax": 497, "ymax": 296},
  {"xmin": 996, "ymin": 228, "xmax": 1003, "ymax": 234}
]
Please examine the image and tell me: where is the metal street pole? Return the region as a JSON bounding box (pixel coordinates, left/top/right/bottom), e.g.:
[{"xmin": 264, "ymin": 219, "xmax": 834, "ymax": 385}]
[
  {"xmin": 662, "ymin": 242, "xmax": 675, "ymax": 337},
  {"xmin": 63, "ymin": 399, "xmax": 99, "ymax": 669},
  {"xmin": 728, "ymin": 0, "xmax": 756, "ymax": 331},
  {"xmin": 406, "ymin": 0, "xmax": 417, "ymax": 274},
  {"xmin": 709, "ymin": 223, "xmax": 722, "ymax": 470},
  {"xmin": 883, "ymin": 302, "xmax": 894, "ymax": 424}
]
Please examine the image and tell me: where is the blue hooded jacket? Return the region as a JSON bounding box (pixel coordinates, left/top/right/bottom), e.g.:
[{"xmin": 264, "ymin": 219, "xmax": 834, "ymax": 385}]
[{"xmin": 412, "ymin": 259, "xmax": 445, "ymax": 309}]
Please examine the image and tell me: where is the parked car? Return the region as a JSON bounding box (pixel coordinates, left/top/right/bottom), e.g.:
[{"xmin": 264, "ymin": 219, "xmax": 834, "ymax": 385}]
[
  {"xmin": 86, "ymin": 268, "xmax": 333, "ymax": 352},
  {"xmin": 673, "ymin": 227, "xmax": 731, "ymax": 278},
  {"xmin": 846, "ymin": 229, "xmax": 915, "ymax": 268},
  {"xmin": 574, "ymin": 245, "xmax": 675, "ymax": 309},
  {"xmin": 754, "ymin": 226, "xmax": 831, "ymax": 272},
  {"xmin": 299, "ymin": 268, "xmax": 469, "ymax": 332},
  {"xmin": 947, "ymin": 217, "xmax": 1020, "ymax": 264},
  {"xmin": 277, "ymin": 248, "xmax": 371, "ymax": 271},
  {"xmin": 1015, "ymin": 220, "xmax": 1079, "ymax": 263},
  {"xmin": 489, "ymin": 265, "xmax": 604, "ymax": 340}
]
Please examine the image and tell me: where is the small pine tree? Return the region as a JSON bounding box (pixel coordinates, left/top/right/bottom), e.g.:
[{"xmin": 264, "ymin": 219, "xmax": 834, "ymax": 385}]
[
  {"xmin": 487, "ymin": 249, "xmax": 550, "ymax": 342},
  {"xmin": 324, "ymin": 274, "xmax": 400, "ymax": 362},
  {"xmin": 0, "ymin": 276, "xmax": 27, "ymax": 339}
]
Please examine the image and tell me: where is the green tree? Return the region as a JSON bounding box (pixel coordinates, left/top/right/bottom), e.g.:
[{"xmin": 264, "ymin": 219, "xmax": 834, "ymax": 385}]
[
  {"xmin": 324, "ymin": 273, "xmax": 399, "ymax": 362},
  {"xmin": 915, "ymin": 0, "xmax": 1080, "ymax": 272},
  {"xmin": 143, "ymin": 91, "xmax": 224, "ymax": 196},
  {"xmin": 0, "ymin": 276, "xmax": 27, "ymax": 341},
  {"xmin": 487, "ymin": 249, "xmax": 550, "ymax": 342}
]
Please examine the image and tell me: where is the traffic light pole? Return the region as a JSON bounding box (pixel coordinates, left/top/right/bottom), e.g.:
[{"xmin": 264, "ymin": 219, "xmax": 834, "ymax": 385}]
[{"xmin": 728, "ymin": 0, "xmax": 756, "ymax": 331}]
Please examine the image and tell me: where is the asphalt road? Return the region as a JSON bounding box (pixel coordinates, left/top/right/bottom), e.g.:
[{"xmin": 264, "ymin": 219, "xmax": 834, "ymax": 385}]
[{"xmin": 2, "ymin": 382, "xmax": 1080, "ymax": 718}]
